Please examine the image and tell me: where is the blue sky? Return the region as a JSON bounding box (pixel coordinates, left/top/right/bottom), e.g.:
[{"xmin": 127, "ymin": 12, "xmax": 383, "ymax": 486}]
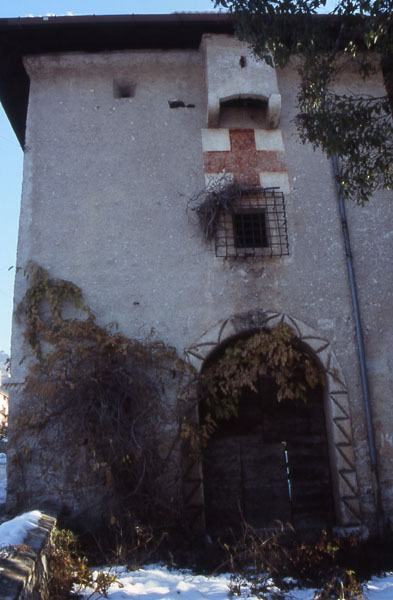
[{"xmin": 0, "ymin": 0, "xmax": 218, "ymax": 355}]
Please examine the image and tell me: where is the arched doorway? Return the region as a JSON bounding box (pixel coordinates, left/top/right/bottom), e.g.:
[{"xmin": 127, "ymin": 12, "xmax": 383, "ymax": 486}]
[
  {"xmin": 200, "ymin": 334, "xmax": 334, "ymax": 535},
  {"xmin": 183, "ymin": 311, "xmax": 362, "ymax": 533}
]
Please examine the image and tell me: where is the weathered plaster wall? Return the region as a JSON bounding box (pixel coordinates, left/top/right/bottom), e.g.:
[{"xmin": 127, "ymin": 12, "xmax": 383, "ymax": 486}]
[
  {"xmin": 327, "ymin": 60, "xmax": 393, "ymax": 525},
  {"xmin": 8, "ymin": 43, "xmax": 392, "ymax": 532}
]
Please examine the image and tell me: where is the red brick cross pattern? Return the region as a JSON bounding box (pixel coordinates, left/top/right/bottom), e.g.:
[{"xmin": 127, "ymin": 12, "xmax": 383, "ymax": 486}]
[{"xmin": 203, "ymin": 129, "xmax": 285, "ymax": 186}]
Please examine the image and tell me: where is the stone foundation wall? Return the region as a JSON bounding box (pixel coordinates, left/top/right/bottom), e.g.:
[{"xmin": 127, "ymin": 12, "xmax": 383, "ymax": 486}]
[{"xmin": 0, "ymin": 513, "xmax": 56, "ymax": 600}]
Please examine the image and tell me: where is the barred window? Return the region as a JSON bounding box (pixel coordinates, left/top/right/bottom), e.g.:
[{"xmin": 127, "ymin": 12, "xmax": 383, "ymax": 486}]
[
  {"xmin": 215, "ymin": 187, "xmax": 289, "ymax": 258},
  {"xmin": 233, "ymin": 211, "xmax": 269, "ymax": 249}
]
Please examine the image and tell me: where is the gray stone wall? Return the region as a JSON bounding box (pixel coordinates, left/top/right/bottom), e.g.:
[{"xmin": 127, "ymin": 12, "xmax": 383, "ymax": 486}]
[
  {"xmin": 8, "ymin": 40, "xmax": 392, "ymax": 533},
  {"xmin": 0, "ymin": 513, "xmax": 56, "ymax": 600}
]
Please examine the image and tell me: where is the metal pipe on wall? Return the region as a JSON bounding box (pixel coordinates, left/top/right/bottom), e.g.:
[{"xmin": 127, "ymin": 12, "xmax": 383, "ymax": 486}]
[{"xmin": 332, "ymin": 155, "xmax": 383, "ymax": 531}]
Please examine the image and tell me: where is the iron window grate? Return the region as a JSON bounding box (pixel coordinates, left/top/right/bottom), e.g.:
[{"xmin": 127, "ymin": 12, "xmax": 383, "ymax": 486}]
[
  {"xmin": 215, "ymin": 186, "xmax": 289, "ymax": 258},
  {"xmin": 233, "ymin": 212, "xmax": 269, "ymax": 249}
]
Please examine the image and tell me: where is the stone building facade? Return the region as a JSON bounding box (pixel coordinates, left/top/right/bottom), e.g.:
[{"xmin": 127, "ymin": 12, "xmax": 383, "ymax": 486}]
[{"xmin": 0, "ymin": 14, "xmax": 392, "ymax": 536}]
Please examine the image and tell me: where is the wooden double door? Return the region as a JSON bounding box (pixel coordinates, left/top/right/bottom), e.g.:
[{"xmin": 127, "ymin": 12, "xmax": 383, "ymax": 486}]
[{"xmin": 202, "ymin": 378, "xmax": 334, "ymax": 535}]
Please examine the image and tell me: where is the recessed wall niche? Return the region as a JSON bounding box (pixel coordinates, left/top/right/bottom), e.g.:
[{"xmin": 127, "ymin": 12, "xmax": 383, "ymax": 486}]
[{"xmin": 219, "ymin": 97, "xmax": 268, "ymax": 129}]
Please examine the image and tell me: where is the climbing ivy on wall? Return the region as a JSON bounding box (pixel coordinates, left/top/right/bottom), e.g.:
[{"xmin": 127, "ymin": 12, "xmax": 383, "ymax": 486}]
[
  {"xmin": 12, "ymin": 263, "xmax": 326, "ymax": 540},
  {"xmin": 12, "ymin": 262, "xmax": 188, "ymax": 541}
]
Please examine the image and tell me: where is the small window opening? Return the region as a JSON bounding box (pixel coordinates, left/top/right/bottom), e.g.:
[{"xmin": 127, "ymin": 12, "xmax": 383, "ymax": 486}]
[
  {"xmin": 168, "ymin": 99, "xmax": 195, "ymax": 109},
  {"xmin": 233, "ymin": 211, "xmax": 268, "ymax": 248},
  {"xmin": 113, "ymin": 79, "xmax": 135, "ymax": 99},
  {"xmin": 215, "ymin": 186, "xmax": 289, "ymax": 259}
]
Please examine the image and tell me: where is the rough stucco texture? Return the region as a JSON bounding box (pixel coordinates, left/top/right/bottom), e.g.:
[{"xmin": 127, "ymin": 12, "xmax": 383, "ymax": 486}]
[{"xmin": 8, "ymin": 45, "xmax": 393, "ymax": 531}]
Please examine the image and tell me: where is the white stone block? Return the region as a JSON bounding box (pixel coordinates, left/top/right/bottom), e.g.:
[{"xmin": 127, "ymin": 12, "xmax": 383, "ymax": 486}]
[
  {"xmin": 254, "ymin": 129, "xmax": 285, "ymax": 152},
  {"xmin": 259, "ymin": 172, "xmax": 290, "ymax": 195},
  {"xmin": 201, "ymin": 128, "xmax": 231, "ymax": 152}
]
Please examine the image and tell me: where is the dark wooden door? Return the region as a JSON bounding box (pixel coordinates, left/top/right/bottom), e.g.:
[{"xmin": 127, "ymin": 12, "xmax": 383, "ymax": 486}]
[
  {"xmin": 203, "ymin": 435, "xmax": 291, "ymax": 532},
  {"xmin": 202, "ymin": 376, "xmax": 334, "ymax": 535}
]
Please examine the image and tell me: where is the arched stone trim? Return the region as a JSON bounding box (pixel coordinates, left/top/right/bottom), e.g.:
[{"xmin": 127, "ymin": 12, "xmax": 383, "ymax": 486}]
[
  {"xmin": 220, "ymin": 93, "xmax": 269, "ymax": 103},
  {"xmin": 184, "ymin": 310, "xmax": 361, "ymax": 528}
]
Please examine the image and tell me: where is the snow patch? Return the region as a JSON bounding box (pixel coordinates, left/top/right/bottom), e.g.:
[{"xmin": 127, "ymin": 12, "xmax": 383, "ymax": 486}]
[
  {"xmin": 365, "ymin": 574, "xmax": 393, "ymax": 599},
  {"xmin": 0, "ymin": 510, "xmax": 43, "ymax": 548},
  {"xmin": 76, "ymin": 564, "xmax": 393, "ymax": 600}
]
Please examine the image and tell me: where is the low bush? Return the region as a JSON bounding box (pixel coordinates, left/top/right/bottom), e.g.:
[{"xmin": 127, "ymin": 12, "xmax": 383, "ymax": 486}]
[
  {"xmin": 220, "ymin": 522, "xmax": 369, "ymax": 599},
  {"xmin": 47, "ymin": 527, "xmax": 119, "ymax": 599}
]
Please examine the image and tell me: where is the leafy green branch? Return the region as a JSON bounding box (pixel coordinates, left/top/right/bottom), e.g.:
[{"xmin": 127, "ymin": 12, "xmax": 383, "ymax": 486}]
[{"xmin": 214, "ymin": 0, "xmax": 393, "ymax": 204}]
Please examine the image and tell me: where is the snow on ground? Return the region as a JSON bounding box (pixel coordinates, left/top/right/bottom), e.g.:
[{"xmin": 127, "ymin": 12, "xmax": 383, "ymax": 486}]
[
  {"xmin": 0, "ymin": 506, "xmax": 390, "ymax": 599},
  {"xmin": 0, "ymin": 463, "xmax": 391, "ymax": 600},
  {"xmin": 0, "ymin": 510, "xmax": 43, "ymax": 548},
  {"xmin": 77, "ymin": 564, "xmax": 393, "ymax": 600},
  {"xmin": 0, "ymin": 449, "xmax": 392, "ymax": 599},
  {"xmin": 365, "ymin": 574, "xmax": 393, "ymax": 599}
]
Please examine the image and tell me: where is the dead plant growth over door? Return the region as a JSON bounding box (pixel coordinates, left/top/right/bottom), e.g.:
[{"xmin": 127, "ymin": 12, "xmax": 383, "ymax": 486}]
[{"xmin": 199, "ymin": 329, "xmax": 334, "ymax": 535}]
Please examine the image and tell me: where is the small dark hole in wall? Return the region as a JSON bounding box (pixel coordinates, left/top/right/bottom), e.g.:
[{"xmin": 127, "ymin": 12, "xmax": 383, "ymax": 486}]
[
  {"xmin": 240, "ymin": 56, "xmax": 247, "ymax": 68},
  {"xmin": 168, "ymin": 99, "xmax": 195, "ymax": 108},
  {"xmin": 113, "ymin": 79, "xmax": 135, "ymax": 99}
]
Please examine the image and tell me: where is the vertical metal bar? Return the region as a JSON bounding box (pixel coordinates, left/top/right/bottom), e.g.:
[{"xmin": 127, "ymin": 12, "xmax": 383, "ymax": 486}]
[
  {"xmin": 332, "ymin": 154, "xmax": 383, "ymax": 532},
  {"xmin": 258, "ymin": 213, "xmax": 262, "ymax": 246},
  {"xmin": 241, "ymin": 214, "xmax": 246, "ymax": 248},
  {"xmin": 332, "ymin": 156, "xmax": 377, "ymax": 469}
]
